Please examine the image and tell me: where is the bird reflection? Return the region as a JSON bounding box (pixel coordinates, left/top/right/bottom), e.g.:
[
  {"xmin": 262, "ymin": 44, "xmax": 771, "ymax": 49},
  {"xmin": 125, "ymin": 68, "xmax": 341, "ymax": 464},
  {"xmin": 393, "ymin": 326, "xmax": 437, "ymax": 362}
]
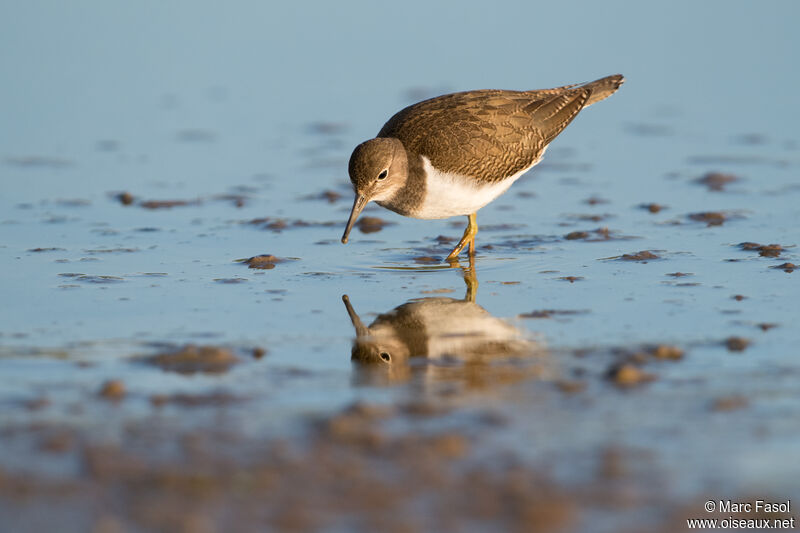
[{"xmin": 343, "ymin": 260, "xmax": 550, "ymax": 386}]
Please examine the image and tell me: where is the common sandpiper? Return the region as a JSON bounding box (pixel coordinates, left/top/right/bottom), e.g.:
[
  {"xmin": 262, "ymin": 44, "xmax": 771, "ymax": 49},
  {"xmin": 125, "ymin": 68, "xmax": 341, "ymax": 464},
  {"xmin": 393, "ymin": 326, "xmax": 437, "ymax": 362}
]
[{"xmin": 341, "ymin": 74, "xmax": 624, "ymax": 260}]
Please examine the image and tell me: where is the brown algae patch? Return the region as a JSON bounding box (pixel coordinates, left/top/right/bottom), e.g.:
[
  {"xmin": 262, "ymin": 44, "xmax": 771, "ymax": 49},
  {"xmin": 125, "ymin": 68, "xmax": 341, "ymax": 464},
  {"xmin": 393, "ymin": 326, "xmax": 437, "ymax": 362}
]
[
  {"xmin": 238, "ymin": 254, "xmax": 291, "ymax": 270},
  {"xmin": 771, "ymin": 263, "xmax": 796, "ymax": 273},
  {"xmin": 638, "ymin": 203, "xmax": 666, "ymax": 213},
  {"xmin": 694, "ymin": 172, "xmax": 739, "ymax": 191},
  {"xmin": 606, "ymin": 363, "xmax": 656, "ymax": 388},
  {"xmin": 712, "ymin": 395, "xmax": 749, "ymax": 412},
  {"xmin": 612, "ymin": 250, "xmax": 661, "ymax": 262},
  {"xmin": 144, "ymin": 344, "xmax": 240, "ymax": 374},
  {"xmin": 246, "ymin": 217, "xmax": 338, "ymax": 232},
  {"xmin": 725, "ymin": 337, "xmax": 751, "ymax": 352},
  {"xmin": 302, "ymin": 189, "xmax": 343, "ymax": 203},
  {"xmin": 564, "ymin": 227, "xmax": 635, "ymax": 242},
  {"xmin": 98, "ymin": 380, "xmax": 126, "ymax": 401},
  {"xmin": 114, "ymin": 191, "xmax": 135, "ymax": 205},
  {"xmin": 688, "ymin": 211, "xmax": 728, "ymax": 226},
  {"xmin": 564, "ymin": 231, "xmax": 590, "ymax": 240},
  {"xmin": 519, "ymin": 309, "xmax": 589, "ymax": 319},
  {"xmin": 583, "ymin": 195, "xmax": 610, "ymax": 205},
  {"xmin": 58, "ymin": 273, "xmax": 125, "ymax": 284},
  {"xmin": 150, "ymin": 391, "xmax": 243, "ymax": 407},
  {"xmin": 140, "ymin": 199, "xmax": 201, "ymax": 209},
  {"xmin": 356, "ymin": 216, "xmax": 391, "ymax": 234},
  {"xmin": 738, "ymin": 242, "xmax": 788, "ymax": 258}
]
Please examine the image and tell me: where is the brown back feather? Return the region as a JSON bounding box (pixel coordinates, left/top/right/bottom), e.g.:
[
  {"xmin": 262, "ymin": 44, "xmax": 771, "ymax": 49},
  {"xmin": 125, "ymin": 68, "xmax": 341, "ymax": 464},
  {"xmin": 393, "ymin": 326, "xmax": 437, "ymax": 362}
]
[{"xmin": 377, "ymin": 74, "xmax": 623, "ymax": 183}]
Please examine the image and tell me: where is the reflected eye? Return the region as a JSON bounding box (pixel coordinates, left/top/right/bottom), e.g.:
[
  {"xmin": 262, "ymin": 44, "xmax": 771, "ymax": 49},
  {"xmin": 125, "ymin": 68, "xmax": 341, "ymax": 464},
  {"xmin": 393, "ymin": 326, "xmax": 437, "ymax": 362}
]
[
  {"xmin": 379, "ymin": 352, "xmax": 391, "ymax": 362},
  {"xmin": 377, "ymin": 169, "xmax": 388, "ymax": 180}
]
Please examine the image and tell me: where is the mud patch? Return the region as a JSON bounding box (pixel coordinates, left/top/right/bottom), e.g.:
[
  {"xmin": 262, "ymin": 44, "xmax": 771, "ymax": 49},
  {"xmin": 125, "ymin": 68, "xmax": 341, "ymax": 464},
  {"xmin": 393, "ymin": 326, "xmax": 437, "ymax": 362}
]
[
  {"xmin": 694, "ymin": 172, "xmax": 739, "ymax": 191},
  {"xmin": 356, "ymin": 216, "xmax": 391, "ymax": 234},
  {"xmin": 638, "ymin": 203, "xmax": 666, "ymax": 213},
  {"xmin": 140, "ymin": 199, "xmax": 201, "ymax": 209},
  {"xmin": 738, "ymin": 242, "xmax": 788, "ymax": 258},
  {"xmin": 564, "ymin": 227, "xmax": 634, "ymax": 242},
  {"xmin": 27, "ymin": 247, "xmax": 66, "ymax": 253},
  {"xmin": 606, "ymin": 363, "xmax": 656, "ymax": 388},
  {"xmin": 98, "ymin": 380, "xmax": 126, "ymax": 401},
  {"xmin": 150, "ymin": 391, "xmax": 243, "ymax": 407},
  {"xmin": 144, "ymin": 344, "xmax": 240, "ymax": 374},
  {"xmin": 771, "ymin": 263, "xmax": 796, "ymax": 273},
  {"xmin": 519, "ymin": 309, "xmax": 589, "ymax": 319},
  {"xmin": 246, "ymin": 217, "xmax": 338, "ymax": 232},
  {"xmin": 58, "ymin": 273, "xmax": 124, "ymax": 284},
  {"xmin": 725, "ymin": 337, "xmax": 751, "ymax": 352},
  {"xmin": 687, "ymin": 211, "xmax": 729, "ymax": 227},
  {"xmin": 238, "ymin": 254, "xmax": 291, "ymax": 270},
  {"xmin": 302, "ymin": 189, "xmax": 343, "ymax": 203},
  {"xmin": 602, "ymin": 250, "xmax": 661, "ymax": 262}
]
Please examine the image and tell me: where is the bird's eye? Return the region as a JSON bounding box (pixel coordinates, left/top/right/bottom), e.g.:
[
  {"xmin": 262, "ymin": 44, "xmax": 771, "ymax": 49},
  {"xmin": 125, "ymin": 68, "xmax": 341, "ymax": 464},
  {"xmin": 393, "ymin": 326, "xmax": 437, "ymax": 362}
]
[
  {"xmin": 379, "ymin": 352, "xmax": 391, "ymax": 362},
  {"xmin": 377, "ymin": 169, "xmax": 388, "ymax": 180}
]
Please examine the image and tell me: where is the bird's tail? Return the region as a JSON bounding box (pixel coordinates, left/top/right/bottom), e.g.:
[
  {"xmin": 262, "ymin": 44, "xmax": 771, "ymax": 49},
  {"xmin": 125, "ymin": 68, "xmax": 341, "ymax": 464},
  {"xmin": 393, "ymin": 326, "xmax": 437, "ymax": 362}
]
[{"xmin": 581, "ymin": 74, "xmax": 625, "ymax": 107}]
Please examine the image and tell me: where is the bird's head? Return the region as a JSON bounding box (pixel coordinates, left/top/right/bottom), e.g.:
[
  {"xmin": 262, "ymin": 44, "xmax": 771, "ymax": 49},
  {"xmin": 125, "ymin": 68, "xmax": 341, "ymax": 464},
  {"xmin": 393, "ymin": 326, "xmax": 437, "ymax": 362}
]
[{"xmin": 341, "ymin": 137, "xmax": 407, "ymax": 244}]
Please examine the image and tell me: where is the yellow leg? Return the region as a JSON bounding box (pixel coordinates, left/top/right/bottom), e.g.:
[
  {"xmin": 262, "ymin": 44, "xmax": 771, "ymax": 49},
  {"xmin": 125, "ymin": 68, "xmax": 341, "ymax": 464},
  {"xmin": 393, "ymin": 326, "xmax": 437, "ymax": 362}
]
[{"xmin": 446, "ymin": 213, "xmax": 478, "ymax": 262}]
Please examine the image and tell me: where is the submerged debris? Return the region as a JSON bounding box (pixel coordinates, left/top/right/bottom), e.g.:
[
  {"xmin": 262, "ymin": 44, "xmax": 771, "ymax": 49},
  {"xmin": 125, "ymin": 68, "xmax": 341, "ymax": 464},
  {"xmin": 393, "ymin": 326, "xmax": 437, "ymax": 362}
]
[
  {"xmin": 651, "ymin": 345, "xmax": 684, "ymax": 360},
  {"xmin": 738, "ymin": 242, "xmax": 787, "ymax": 258},
  {"xmin": 688, "ymin": 211, "xmax": 727, "ymax": 226},
  {"xmin": 302, "ymin": 189, "xmax": 343, "ymax": 203},
  {"xmin": 140, "ymin": 199, "xmax": 200, "ymax": 209},
  {"xmin": 115, "ymin": 192, "xmax": 135, "ymax": 205},
  {"xmin": 694, "ymin": 172, "xmax": 739, "ymax": 191},
  {"xmin": 712, "ymin": 395, "xmax": 749, "ymax": 412},
  {"xmin": 565, "ymin": 231, "xmax": 589, "ymax": 240},
  {"xmin": 725, "ymin": 337, "xmax": 751, "ymax": 352},
  {"xmin": 606, "ymin": 363, "xmax": 655, "ymax": 387},
  {"xmin": 638, "ymin": 203, "xmax": 666, "ymax": 213},
  {"xmin": 150, "ymin": 392, "xmax": 242, "ymax": 407},
  {"xmin": 519, "ymin": 309, "xmax": 588, "ymax": 319},
  {"xmin": 356, "ymin": 216, "xmax": 390, "ymax": 234},
  {"xmin": 145, "ymin": 344, "xmax": 240, "ymax": 374},
  {"xmin": 563, "ymin": 227, "xmax": 622, "ymax": 241},
  {"xmin": 620, "ymin": 250, "xmax": 660, "ymax": 261},
  {"xmin": 98, "ymin": 380, "xmax": 126, "ymax": 401},
  {"xmin": 240, "ymin": 254, "xmax": 288, "ymax": 270},
  {"xmin": 771, "ymin": 262, "xmax": 796, "ymax": 273}
]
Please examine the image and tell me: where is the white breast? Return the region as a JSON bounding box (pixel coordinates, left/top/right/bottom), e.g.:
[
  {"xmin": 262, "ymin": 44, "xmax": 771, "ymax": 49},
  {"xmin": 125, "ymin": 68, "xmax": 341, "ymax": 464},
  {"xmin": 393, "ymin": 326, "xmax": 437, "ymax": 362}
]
[{"xmin": 412, "ymin": 151, "xmax": 544, "ymax": 219}]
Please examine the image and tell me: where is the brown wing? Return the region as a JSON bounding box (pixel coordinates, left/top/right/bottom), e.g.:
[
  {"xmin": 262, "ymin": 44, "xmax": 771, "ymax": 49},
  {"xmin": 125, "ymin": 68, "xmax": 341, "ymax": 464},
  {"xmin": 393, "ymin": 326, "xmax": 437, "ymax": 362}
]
[{"xmin": 378, "ymin": 74, "xmax": 623, "ymax": 183}]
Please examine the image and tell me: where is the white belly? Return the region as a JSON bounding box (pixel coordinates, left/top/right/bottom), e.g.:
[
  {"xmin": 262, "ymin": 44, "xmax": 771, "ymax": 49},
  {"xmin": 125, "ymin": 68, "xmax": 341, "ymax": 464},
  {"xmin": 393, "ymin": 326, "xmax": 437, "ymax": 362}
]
[{"xmin": 412, "ymin": 153, "xmax": 542, "ymax": 219}]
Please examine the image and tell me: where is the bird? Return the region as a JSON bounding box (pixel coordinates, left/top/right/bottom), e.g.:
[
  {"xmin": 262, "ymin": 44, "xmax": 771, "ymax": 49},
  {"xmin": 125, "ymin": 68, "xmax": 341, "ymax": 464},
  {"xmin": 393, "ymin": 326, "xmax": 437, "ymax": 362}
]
[{"xmin": 340, "ymin": 74, "xmax": 624, "ymax": 261}]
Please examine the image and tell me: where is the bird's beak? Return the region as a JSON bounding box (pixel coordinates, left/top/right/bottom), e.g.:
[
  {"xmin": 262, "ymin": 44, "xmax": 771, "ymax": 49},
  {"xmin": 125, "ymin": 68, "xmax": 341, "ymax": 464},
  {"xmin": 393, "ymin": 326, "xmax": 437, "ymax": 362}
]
[
  {"xmin": 341, "ymin": 193, "xmax": 368, "ymax": 244},
  {"xmin": 342, "ymin": 295, "xmax": 369, "ymax": 337}
]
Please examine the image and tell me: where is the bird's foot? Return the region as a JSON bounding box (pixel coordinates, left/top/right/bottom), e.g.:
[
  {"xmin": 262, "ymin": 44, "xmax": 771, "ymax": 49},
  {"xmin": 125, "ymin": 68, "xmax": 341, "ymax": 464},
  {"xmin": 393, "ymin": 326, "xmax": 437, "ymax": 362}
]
[{"xmin": 445, "ymin": 213, "xmax": 478, "ymax": 262}]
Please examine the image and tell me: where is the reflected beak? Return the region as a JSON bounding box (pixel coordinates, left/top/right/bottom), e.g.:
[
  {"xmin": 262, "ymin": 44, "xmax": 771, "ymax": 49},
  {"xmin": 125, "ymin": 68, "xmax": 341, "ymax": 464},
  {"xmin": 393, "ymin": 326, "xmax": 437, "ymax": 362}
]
[
  {"xmin": 341, "ymin": 194, "xmax": 368, "ymax": 244},
  {"xmin": 342, "ymin": 295, "xmax": 369, "ymax": 337}
]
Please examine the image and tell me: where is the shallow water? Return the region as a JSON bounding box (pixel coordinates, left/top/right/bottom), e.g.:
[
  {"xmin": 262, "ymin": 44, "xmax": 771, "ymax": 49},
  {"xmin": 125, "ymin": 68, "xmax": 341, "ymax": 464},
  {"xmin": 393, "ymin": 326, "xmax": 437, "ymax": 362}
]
[{"xmin": 1, "ymin": 2, "xmax": 799, "ymax": 531}]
